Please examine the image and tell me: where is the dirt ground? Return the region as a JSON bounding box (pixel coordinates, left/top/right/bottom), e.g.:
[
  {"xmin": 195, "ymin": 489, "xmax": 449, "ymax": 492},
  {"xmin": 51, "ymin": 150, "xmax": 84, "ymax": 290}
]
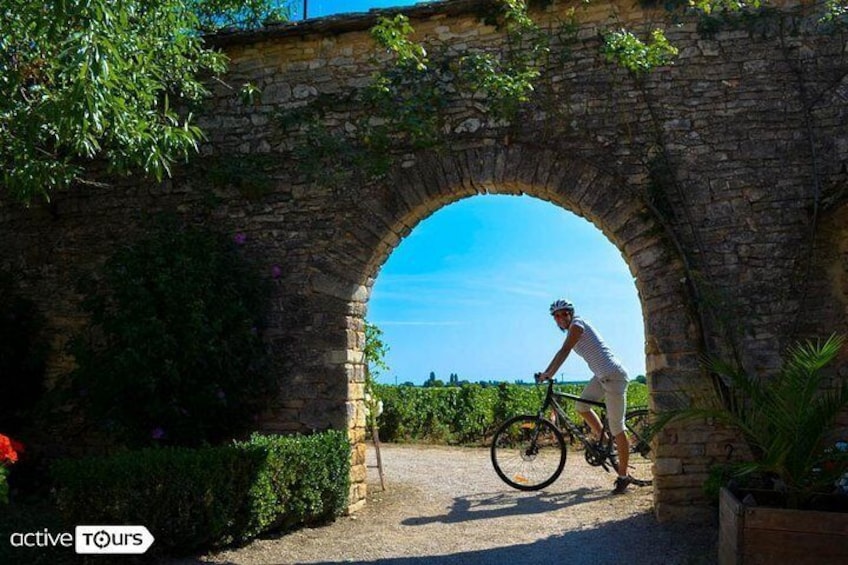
[{"xmin": 168, "ymin": 443, "xmax": 719, "ymax": 565}]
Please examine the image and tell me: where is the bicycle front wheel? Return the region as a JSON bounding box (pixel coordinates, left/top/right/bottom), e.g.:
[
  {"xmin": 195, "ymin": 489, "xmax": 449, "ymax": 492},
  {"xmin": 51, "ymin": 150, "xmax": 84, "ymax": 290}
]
[{"xmin": 491, "ymin": 415, "xmax": 566, "ymax": 491}]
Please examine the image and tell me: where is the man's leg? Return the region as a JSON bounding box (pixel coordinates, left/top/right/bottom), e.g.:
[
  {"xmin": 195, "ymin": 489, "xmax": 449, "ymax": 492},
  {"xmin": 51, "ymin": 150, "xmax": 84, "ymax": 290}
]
[
  {"xmin": 614, "ymin": 430, "xmax": 630, "ymax": 477},
  {"xmin": 578, "ymin": 408, "xmax": 603, "ymax": 440},
  {"xmin": 603, "ymin": 374, "xmax": 630, "ymax": 492},
  {"xmin": 576, "ymin": 376, "xmax": 604, "ymax": 440}
]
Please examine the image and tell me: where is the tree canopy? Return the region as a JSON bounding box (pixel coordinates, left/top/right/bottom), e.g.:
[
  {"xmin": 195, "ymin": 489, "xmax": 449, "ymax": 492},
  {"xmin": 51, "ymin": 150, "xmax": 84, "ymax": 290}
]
[{"xmin": 0, "ymin": 0, "xmax": 290, "ymax": 204}]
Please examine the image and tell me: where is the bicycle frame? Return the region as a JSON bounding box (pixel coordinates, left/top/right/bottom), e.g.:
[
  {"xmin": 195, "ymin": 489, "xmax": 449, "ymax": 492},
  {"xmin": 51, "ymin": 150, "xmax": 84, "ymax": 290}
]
[{"xmin": 536, "ymin": 379, "xmax": 618, "ymax": 472}]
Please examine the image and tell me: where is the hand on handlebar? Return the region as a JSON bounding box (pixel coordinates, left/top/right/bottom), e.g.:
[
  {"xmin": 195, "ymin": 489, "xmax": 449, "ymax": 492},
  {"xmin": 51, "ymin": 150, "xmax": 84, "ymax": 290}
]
[{"xmin": 534, "ymin": 372, "xmax": 551, "ymax": 383}]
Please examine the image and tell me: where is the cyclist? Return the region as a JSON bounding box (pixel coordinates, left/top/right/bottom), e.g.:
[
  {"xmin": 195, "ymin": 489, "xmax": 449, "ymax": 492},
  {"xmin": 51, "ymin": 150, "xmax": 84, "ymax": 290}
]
[{"xmin": 536, "ymin": 299, "xmax": 633, "ymax": 494}]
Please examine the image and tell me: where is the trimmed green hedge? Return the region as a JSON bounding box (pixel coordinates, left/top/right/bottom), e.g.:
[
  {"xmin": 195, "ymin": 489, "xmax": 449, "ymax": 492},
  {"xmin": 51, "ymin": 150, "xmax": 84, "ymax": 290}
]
[
  {"xmin": 375, "ymin": 382, "xmax": 649, "ymax": 444},
  {"xmin": 51, "ymin": 431, "xmax": 349, "ymax": 555}
]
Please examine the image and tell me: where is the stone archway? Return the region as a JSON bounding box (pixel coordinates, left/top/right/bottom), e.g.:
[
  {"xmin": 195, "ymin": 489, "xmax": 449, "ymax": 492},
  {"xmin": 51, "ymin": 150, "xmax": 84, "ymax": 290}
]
[{"xmin": 322, "ymin": 144, "xmax": 704, "ymax": 521}]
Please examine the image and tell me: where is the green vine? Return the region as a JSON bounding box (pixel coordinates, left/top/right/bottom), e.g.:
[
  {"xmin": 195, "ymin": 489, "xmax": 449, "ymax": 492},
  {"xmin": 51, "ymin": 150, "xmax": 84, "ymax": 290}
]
[
  {"xmin": 284, "ymin": 0, "xmax": 550, "ymax": 188},
  {"xmin": 602, "ymin": 28, "xmax": 679, "ymax": 75},
  {"xmin": 202, "ymin": 154, "xmax": 278, "ymax": 200}
]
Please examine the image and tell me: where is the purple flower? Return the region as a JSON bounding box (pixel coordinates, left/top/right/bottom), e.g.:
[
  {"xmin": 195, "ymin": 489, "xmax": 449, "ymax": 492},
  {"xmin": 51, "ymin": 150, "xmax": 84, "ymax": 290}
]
[
  {"xmin": 151, "ymin": 427, "xmax": 166, "ymax": 440},
  {"xmin": 234, "ymin": 232, "xmax": 247, "ymax": 245},
  {"xmin": 216, "ymin": 389, "xmax": 227, "ymax": 401},
  {"xmin": 271, "ymin": 264, "xmax": 282, "ymax": 279}
]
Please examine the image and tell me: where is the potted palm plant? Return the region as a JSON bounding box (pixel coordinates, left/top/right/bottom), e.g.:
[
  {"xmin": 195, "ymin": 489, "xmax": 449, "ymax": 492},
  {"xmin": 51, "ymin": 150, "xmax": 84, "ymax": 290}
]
[{"xmin": 659, "ymin": 335, "xmax": 848, "ymax": 564}]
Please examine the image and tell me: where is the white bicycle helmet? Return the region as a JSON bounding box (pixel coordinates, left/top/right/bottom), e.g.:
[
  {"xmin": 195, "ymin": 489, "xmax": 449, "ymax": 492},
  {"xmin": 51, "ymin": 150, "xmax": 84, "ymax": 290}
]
[{"xmin": 549, "ymin": 299, "xmax": 574, "ymax": 315}]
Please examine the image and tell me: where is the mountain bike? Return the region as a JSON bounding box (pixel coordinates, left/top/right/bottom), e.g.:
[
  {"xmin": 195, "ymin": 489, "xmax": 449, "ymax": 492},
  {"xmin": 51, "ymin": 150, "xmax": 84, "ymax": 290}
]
[{"xmin": 490, "ymin": 377, "xmax": 653, "ymax": 491}]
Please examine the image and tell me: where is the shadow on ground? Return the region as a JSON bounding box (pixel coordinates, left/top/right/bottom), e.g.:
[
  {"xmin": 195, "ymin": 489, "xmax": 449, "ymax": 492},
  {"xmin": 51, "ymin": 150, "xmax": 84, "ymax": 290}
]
[
  {"xmin": 171, "ymin": 495, "xmax": 717, "ymax": 565},
  {"xmin": 279, "ymin": 510, "xmax": 715, "ymax": 565},
  {"xmin": 401, "ymin": 488, "xmax": 602, "ymax": 526}
]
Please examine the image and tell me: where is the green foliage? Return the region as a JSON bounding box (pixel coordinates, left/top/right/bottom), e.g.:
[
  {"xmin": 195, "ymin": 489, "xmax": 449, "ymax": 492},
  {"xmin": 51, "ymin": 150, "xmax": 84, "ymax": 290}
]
[
  {"xmin": 239, "ymin": 81, "xmax": 263, "ymax": 105},
  {"xmin": 657, "ymin": 335, "xmax": 848, "ymax": 508},
  {"xmin": 458, "ymin": 0, "xmax": 549, "ymax": 121},
  {"xmin": 202, "ymin": 153, "xmax": 276, "ymax": 199},
  {"xmin": 190, "ymin": 0, "xmax": 291, "ymax": 31},
  {"xmin": 365, "ymin": 14, "xmax": 451, "ymax": 150},
  {"xmin": 0, "ymin": 0, "xmax": 287, "ymax": 204},
  {"xmin": 364, "ymin": 321, "xmax": 390, "ymax": 378},
  {"xmin": 690, "ymin": 0, "xmax": 762, "ymax": 15},
  {"xmin": 290, "ymin": 118, "xmax": 394, "ymax": 188},
  {"xmin": 371, "ymin": 14, "xmax": 428, "ymax": 71},
  {"xmin": 0, "ymin": 0, "xmax": 230, "ymax": 202},
  {"xmin": 602, "ymin": 28, "xmax": 679, "ymax": 75},
  {"xmin": 288, "ymin": 0, "xmax": 548, "ymax": 187},
  {"xmin": 375, "ymin": 381, "xmax": 649, "ymax": 444},
  {"xmin": 240, "ymin": 432, "xmax": 350, "ymax": 537},
  {"xmin": 0, "ymin": 275, "xmax": 48, "ymax": 436},
  {"xmin": 363, "ymin": 320, "xmax": 390, "ymax": 430},
  {"xmin": 822, "ymin": 0, "xmax": 848, "ymax": 25},
  {"xmin": 0, "ymin": 467, "xmax": 7, "ymax": 505},
  {"xmin": 70, "ymin": 219, "xmax": 273, "ymax": 448},
  {"xmin": 51, "ymin": 431, "xmax": 349, "ymax": 555}
]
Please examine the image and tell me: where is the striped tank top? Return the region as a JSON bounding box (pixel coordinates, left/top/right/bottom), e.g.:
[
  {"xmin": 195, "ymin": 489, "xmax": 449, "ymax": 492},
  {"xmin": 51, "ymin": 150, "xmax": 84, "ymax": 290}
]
[{"xmin": 569, "ymin": 317, "xmax": 628, "ymax": 379}]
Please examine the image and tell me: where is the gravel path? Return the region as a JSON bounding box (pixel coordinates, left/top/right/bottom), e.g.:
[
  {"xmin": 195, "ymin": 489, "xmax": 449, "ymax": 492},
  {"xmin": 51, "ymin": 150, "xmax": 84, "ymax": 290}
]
[{"xmin": 172, "ymin": 443, "xmax": 718, "ymax": 565}]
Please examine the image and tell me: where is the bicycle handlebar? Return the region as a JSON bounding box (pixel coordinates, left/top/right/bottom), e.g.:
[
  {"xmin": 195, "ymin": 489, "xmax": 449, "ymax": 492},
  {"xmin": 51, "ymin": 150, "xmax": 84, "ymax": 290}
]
[{"xmin": 533, "ymin": 374, "xmax": 596, "ymax": 406}]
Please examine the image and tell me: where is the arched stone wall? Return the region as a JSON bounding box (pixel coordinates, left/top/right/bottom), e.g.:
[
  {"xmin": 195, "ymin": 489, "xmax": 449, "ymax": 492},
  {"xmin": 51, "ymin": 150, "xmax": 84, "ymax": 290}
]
[
  {"xmin": 2, "ymin": 0, "xmax": 847, "ymax": 524},
  {"xmin": 322, "ymin": 144, "xmax": 705, "ymax": 518}
]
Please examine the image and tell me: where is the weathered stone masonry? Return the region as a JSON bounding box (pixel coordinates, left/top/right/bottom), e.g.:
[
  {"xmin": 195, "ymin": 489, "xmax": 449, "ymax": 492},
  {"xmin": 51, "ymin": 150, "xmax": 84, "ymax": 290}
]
[{"xmin": 2, "ymin": 0, "xmax": 848, "ymax": 522}]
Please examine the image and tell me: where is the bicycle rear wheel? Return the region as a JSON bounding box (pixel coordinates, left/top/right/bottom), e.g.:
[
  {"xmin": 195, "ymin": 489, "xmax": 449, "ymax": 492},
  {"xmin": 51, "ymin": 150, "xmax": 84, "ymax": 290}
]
[
  {"xmin": 624, "ymin": 408, "xmax": 651, "ymax": 460},
  {"xmin": 623, "ymin": 408, "xmax": 653, "ymax": 486},
  {"xmin": 491, "ymin": 415, "xmax": 566, "ymax": 491}
]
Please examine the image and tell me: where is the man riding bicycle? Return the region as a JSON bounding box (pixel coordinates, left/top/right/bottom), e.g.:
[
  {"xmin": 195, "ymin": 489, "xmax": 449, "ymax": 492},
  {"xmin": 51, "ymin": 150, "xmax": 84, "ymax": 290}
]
[{"xmin": 536, "ymin": 299, "xmax": 633, "ymax": 494}]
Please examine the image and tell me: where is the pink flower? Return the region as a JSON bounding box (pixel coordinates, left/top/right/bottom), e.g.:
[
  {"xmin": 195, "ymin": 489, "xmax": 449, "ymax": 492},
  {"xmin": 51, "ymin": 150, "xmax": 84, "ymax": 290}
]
[{"xmin": 271, "ymin": 265, "xmax": 282, "ymax": 279}]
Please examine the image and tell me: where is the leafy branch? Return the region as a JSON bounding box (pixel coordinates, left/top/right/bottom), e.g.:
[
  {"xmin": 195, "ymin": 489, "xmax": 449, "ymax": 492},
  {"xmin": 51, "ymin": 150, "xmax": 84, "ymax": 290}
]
[{"xmin": 602, "ymin": 29, "xmax": 679, "ymax": 75}]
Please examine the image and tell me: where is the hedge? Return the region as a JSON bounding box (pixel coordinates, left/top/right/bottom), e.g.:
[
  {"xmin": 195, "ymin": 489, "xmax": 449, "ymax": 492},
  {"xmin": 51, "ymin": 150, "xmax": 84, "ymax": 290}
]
[
  {"xmin": 375, "ymin": 382, "xmax": 649, "ymax": 444},
  {"xmin": 51, "ymin": 430, "xmax": 349, "ymax": 556}
]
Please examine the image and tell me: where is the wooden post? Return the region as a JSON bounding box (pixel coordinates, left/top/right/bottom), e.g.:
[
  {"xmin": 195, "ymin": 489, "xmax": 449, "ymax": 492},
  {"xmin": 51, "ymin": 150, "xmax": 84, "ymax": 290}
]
[{"xmin": 371, "ymin": 420, "xmax": 386, "ymax": 491}]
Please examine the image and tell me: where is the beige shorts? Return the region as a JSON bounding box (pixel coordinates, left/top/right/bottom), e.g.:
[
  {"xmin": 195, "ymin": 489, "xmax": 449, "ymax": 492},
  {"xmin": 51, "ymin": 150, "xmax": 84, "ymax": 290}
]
[{"xmin": 575, "ymin": 372, "xmax": 629, "ymax": 435}]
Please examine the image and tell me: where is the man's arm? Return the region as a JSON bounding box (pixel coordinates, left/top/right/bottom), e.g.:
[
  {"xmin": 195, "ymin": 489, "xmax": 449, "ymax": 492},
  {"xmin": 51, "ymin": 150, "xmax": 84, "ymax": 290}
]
[{"xmin": 538, "ymin": 323, "xmax": 583, "ymax": 381}]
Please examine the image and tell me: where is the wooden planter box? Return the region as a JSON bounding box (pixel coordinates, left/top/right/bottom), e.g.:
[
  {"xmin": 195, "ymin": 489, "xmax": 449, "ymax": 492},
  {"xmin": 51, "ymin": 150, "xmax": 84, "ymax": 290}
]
[{"xmin": 719, "ymin": 487, "xmax": 848, "ymax": 564}]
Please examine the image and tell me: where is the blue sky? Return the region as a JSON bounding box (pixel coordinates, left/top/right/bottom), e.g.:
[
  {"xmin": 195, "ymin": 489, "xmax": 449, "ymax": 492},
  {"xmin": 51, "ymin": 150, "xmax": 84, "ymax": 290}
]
[
  {"xmin": 288, "ymin": 0, "xmax": 423, "ymax": 19},
  {"xmin": 292, "ymin": 1, "xmax": 646, "ymax": 385},
  {"xmin": 367, "ymin": 195, "xmax": 646, "ymax": 385}
]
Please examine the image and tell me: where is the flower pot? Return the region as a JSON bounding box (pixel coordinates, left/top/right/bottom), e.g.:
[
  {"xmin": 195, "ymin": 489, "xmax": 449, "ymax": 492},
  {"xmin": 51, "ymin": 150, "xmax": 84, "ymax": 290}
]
[{"xmin": 719, "ymin": 486, "xmax": 848, "ymax": 564}]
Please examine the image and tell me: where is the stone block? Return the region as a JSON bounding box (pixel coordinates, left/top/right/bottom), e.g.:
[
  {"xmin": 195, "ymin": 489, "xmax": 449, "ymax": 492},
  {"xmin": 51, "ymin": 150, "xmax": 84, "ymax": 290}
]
[{"xmin": 654, "ymin": 457, "xmax": 684, "ymax": 476}]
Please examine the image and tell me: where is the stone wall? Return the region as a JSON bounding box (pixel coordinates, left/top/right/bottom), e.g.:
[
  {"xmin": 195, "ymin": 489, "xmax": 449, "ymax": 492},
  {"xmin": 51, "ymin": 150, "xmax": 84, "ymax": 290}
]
[{"xmin": 2, "ymin": 0, "xmax": 847, "ymax": 522}]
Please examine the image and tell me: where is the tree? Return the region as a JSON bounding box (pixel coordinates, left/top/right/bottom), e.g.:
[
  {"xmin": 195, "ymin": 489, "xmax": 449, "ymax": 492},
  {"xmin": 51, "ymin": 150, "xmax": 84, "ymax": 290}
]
[
  {"xmin": 363, "ymin": 320, "xmax": 390, "ymax": 426},
  {"xmin": 364, "ymin": 320, "xmax": 390, "ymax": 382},
  {"xmin": 423, "ymin": 372, "xmax": 444, "ymax": 387},
  {"xmin": 0, "ymin": 1, "xmax": 290, "ymax": 203}
]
